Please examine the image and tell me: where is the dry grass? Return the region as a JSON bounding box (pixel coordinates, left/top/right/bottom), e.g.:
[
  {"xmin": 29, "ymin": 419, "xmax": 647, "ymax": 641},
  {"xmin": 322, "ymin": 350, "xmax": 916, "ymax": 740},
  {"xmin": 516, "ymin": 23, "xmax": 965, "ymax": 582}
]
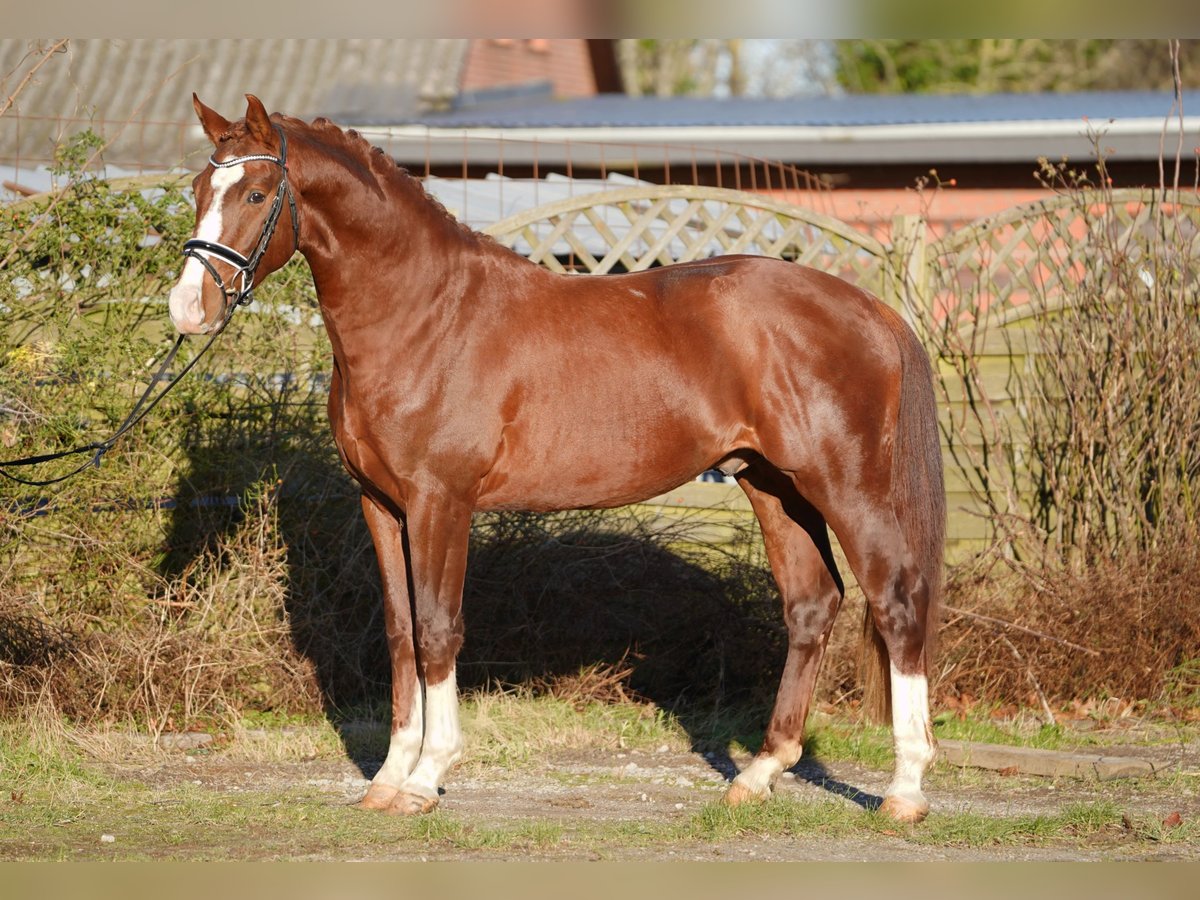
[
  {"xmin": 937, "ymin": 530, "xmax": 1200, "ymax": 715},
  {"xmin": 0, "ymin": 483, "xmax": 324, "ymax": 727}
]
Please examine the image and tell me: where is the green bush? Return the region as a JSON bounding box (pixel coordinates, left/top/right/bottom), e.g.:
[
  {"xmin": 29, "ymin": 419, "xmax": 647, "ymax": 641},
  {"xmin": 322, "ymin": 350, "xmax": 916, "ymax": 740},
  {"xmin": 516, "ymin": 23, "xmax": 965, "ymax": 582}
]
[{"xmin": 0, "ymin": 144, "xmax": 360, "ymax": 723}]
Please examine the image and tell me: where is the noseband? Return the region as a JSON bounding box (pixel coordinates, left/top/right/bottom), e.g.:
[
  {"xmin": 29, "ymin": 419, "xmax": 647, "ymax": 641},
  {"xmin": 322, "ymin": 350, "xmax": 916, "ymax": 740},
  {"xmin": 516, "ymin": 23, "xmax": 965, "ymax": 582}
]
[{"xmin": 182, "ymin": 124, "xmax": 300, "ymax": 319}]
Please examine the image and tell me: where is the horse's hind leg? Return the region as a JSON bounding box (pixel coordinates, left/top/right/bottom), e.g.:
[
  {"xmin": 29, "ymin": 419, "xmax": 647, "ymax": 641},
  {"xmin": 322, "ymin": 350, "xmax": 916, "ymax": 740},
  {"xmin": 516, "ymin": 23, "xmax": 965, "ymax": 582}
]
[
  {"xmin": 822, "ymin": 503, "xmax": 937, "ymax": 824},
  {"xmin": 725, "ymin": 463, "xmax": 844, "ymax": 805}
]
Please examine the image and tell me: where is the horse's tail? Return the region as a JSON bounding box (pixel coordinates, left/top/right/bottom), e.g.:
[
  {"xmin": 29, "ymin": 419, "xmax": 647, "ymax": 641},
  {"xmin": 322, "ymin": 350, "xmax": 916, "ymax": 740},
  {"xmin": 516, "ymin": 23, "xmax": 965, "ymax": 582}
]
[{"xmin": 860, "ymin": 312, "xmax": 946, "ymax": 723}]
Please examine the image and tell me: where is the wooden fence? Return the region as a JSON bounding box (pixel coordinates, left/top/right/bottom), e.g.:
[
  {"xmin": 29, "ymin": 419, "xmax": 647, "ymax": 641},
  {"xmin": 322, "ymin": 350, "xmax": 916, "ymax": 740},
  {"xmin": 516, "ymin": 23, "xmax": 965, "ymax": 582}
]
[{"xmin": 483, "ymin": 185, "xmax": 1200, "ymax": 560}]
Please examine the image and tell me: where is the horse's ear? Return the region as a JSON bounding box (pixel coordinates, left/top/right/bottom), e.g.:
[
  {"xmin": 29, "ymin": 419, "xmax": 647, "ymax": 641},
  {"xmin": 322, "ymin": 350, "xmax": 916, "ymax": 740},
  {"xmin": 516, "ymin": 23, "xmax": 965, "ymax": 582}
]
[
  {"xmin": 193, "ymin": 94, "xmax": 232, "ymax": 145},
  {"xmin": 244, "ymin": 94, "xmax": 277, "ymax": 149}
]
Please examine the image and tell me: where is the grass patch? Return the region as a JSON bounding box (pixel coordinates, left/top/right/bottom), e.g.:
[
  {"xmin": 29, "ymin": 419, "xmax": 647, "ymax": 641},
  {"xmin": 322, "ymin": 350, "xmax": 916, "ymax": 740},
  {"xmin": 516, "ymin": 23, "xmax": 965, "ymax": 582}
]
[
  {"xmin": 0, "ymin": 716, "xmax": 122, "ymax": 798},
  {"xmin": 3, "ymin": 698, "xmax": 1197, "ymax": 860},
  {"xmin": 914, "ymin": 801, "xmax": 1125, "ymax": 848},
  {"xmin": 803, "ymin": 718, "xmax": 894, "ymax": 768},
  {"xmin": 1, "ymin": 774, "xmax": 562, "ymax": 861},
  {"xmin": 326, "ymin": 690, "xmax": 699, "ymax": 776},
  {"xmin": 398, "ymin": 813, "xmax": 566, "ymax": 852},
  {"xmin": 1, "ymin": 721, "xmax": 1191, "ymax": 861},
  {"xmin": 688, "ymin": 794, "xmax": 860, "ymax": 840},
  {"xmin": 931, "ymin": 707, "xmax": 1200, "ymax": 760},
  {"xmin": 933, "ymin": 711, "xmax": 1070, "ymax": 749},
  {"xmin": 224, "ymin": 720, "xmax": 347, "ymax": 763},
  {"xmin": 458, "ymin": 690, "xmax": 690, "ymax": 768},
  {"xmin": 239, "ymin": 709, "xmax": 330, "ymax": 730}
]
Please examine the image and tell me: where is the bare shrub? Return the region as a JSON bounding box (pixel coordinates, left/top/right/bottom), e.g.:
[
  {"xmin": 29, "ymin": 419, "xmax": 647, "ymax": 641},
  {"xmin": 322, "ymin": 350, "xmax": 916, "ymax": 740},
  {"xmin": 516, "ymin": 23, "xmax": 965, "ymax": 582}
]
[
  {"xmin": 924, "ymin": 43, "xmax": 1200, "ymax": 710},
  {"xmin": 937, "ymin": 535, "xmax": 1200, "ymax": 713},
  {"xmin": 0, "ymin": 41, "xmax": 69, "ymax": 123},
  {"xmin": 929, "ymin": 174, "xmax": 1200, "ymax": 566},
  {"xmin": 1020, "ymin": 165, "xmax": 1200, "ymax": 563}
]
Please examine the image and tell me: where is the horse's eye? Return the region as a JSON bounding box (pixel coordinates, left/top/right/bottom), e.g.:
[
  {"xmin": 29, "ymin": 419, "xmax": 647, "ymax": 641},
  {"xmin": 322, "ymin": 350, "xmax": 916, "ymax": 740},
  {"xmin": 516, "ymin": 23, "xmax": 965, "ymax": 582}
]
[{"xmin": 248, "ymin": 191, "xmax": 266, "ymax": 205}]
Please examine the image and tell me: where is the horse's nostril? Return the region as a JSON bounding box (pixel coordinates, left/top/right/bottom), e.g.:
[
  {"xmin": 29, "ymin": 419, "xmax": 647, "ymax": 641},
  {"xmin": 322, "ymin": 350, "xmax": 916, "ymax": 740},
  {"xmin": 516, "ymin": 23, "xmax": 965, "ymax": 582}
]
[{"xmin": 168, "ymin": 284, "xmax": 206, "ymax": 333}]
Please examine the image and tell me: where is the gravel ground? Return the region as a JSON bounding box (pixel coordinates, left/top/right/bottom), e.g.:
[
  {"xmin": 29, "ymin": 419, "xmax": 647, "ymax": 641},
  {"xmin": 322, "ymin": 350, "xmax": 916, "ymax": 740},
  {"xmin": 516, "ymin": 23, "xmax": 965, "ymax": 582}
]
[{"xmin": 110, "ymin": 735, "xmax": 1200, "ymax": 861}]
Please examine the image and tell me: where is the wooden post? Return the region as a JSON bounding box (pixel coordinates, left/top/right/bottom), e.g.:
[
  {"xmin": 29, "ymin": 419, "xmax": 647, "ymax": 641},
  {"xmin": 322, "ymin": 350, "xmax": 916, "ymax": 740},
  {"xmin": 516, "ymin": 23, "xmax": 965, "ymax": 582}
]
[{"xmin": 889, "ymin": 214, "xmax": 928, "ymax": 336}]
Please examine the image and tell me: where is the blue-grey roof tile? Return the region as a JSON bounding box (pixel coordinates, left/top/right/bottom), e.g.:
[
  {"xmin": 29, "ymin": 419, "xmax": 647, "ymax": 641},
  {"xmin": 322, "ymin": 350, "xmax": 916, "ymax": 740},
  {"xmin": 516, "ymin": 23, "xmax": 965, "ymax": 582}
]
[{"xmin": 382, "ymin": 91, "xmax": 1200, "ymax": 130}]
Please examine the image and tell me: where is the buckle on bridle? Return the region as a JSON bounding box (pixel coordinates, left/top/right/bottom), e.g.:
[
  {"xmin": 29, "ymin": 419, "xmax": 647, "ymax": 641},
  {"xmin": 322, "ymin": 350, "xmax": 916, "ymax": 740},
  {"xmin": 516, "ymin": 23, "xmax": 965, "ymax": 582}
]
[{"xmin": 181, "ymin": 238, "xmax": 256, "ymax": 307}]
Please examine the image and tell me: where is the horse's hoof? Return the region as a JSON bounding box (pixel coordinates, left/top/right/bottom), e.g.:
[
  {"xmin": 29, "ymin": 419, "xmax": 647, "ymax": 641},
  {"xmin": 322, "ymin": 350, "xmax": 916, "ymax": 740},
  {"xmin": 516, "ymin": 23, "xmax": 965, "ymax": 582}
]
[
  {"xmin": 879, "ymin": 794, "xmax": 929, "ymax": 824},
  {"xmin": 385, "ymin": 791, "xmax": 440, "ymax": 816},
  {"xmin": 357, "ymin": 782, "xmax": 400, "ymax": 811},
  {"xmin": 724, "ymin": 781, "xmax": 768, "ymax": 807}
]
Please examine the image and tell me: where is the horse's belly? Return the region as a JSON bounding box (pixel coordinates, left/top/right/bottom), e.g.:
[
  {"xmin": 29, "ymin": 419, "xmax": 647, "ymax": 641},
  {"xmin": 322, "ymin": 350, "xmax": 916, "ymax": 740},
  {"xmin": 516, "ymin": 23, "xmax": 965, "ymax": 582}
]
[
  {"xmin": 474, "ymin": 417, "xmax": 720, "ymax": 512},
  {"xmin": 476, "ymin": 469, "xmax": 698, "ymax": 512}
]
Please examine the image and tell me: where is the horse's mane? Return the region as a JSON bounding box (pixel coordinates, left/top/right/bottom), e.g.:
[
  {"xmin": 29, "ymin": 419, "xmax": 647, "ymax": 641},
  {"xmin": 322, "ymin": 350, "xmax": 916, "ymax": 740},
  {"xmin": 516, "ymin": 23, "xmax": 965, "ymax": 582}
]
[{"xmin": 272, "ymin": 114, "xmax": 492, "ymax": 246}]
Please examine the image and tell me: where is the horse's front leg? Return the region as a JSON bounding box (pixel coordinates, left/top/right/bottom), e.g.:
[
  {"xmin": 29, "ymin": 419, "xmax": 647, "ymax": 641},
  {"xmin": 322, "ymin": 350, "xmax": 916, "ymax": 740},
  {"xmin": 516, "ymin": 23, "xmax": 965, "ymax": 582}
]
[
  {"xmin": 384, "ymin": 487, "xmax": 473, "ymax": 816},
  {"xmin": 356, "ymin": 494, "xmax": 424, "ymax": 811}
]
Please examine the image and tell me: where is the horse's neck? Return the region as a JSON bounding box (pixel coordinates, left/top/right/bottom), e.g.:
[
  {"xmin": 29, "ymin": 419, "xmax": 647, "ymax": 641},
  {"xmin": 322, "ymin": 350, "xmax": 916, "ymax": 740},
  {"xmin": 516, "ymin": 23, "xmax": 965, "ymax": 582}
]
[
  {"xmin": 302, "ymin": 166, "xmax": 451, "ymax": 283},
  {"xmin": 297, "ymin": 163, "xmax": 437, "ymax": 298},
  {"xmin": 294, "ymin": 151, "xmax": 481, "ymax": 366}
]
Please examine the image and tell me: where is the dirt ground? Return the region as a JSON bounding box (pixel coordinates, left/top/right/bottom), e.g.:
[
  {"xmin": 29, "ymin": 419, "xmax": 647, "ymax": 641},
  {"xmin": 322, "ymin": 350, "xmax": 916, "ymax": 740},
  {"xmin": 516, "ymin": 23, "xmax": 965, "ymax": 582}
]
[{"xmin": 97, "ymin": 735, "xmax": 1200, "ymax": 862}]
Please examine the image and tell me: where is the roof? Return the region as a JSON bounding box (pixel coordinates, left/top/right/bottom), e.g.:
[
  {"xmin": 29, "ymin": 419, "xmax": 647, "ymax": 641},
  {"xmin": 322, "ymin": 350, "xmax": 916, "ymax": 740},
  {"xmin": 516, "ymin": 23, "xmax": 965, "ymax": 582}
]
[
  {"xmin": 356, "ymin": 90, "xmax": 1200, "ymax": 167},
  {"xmin": 0, "ymin": 38, "xmax": 470, "ymax": 170},
  {"xmin": 383, "ymin": 91, "xmax": 1199, "ymax": 129}
]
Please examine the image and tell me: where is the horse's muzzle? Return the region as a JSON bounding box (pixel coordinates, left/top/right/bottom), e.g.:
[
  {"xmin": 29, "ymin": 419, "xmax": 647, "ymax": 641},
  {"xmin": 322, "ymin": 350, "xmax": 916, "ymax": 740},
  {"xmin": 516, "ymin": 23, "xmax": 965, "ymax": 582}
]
[{"xmin": 168, "ymin": 283, "xmax": 216, "ymax": 335}]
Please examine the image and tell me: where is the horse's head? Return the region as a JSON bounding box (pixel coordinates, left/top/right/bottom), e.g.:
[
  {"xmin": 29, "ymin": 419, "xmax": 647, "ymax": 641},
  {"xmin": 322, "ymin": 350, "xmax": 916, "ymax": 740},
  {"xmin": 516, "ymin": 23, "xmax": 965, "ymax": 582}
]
[{"xmin": 168, "ymin": 94, "xmax": 299, "ymax": 335}]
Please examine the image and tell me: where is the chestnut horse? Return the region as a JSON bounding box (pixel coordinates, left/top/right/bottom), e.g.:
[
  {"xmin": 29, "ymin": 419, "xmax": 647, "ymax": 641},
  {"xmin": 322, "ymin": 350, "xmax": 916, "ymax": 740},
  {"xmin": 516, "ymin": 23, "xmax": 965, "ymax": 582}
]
[{"xmin": 169, "ymin": 96, "xmax": 944, "ymax": 823}]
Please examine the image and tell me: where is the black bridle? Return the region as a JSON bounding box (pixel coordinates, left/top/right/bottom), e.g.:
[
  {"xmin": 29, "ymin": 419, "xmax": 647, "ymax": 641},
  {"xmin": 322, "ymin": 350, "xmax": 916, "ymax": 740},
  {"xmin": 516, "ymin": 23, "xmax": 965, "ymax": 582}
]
[
  {"xmin": 182, "ymin": 123, "xmax": 300, "ymax": 325},
  {"xmin": 0, "ymin": 125, "xmax": 300, "ymax": 487}
]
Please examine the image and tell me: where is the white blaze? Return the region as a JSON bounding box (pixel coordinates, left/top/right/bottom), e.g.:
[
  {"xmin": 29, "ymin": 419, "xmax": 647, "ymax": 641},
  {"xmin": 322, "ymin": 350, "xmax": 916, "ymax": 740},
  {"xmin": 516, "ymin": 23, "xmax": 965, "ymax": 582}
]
[{"xmin": 168, "ymin": 163, "xmax": 245, "ymax": 332}]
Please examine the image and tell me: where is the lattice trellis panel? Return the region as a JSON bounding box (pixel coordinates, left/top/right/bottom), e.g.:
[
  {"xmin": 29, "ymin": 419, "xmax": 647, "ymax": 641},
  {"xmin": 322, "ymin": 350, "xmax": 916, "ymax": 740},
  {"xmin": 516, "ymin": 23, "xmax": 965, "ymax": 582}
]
[
  {"xmin": 923, "ymin": 189, "xmax": 1200, "ymax": 557},
  {"xmin": 927, "ymin": 189, "xmax": 1200, "ymax": 326},
  {"xmin": 483, "ymin": 185, "xmax": 891, "ymax": 300}
]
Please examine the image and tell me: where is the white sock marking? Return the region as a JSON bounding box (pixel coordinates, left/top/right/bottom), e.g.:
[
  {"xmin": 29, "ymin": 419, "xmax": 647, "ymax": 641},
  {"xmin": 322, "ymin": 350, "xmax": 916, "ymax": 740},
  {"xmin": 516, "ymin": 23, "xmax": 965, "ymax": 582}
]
[
  {"xmin": 732, "ymin": 755, "xmax": 785, "ymax": 797},
  {"xmin": 403, "ymin": 670, "xmax": 463, "ymax": 799},
  {"xmin": 887, "ymin": 663, "xmax": 935, "ymax": 807},
  {"xmin": 372, "ymin": 675, "xmax": 424, "ymax": 789}
]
